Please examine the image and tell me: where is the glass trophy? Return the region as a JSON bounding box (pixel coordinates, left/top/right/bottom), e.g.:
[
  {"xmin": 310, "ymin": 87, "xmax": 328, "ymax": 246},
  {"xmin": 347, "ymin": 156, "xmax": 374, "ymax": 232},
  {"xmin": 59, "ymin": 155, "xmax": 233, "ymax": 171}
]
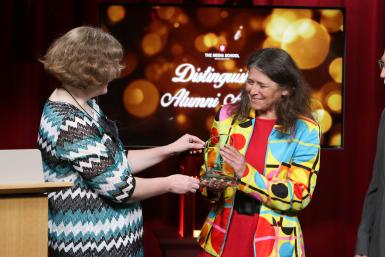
[{"xmin": 201, "ymin": 134, "xmax": 237, "ymax": 186}]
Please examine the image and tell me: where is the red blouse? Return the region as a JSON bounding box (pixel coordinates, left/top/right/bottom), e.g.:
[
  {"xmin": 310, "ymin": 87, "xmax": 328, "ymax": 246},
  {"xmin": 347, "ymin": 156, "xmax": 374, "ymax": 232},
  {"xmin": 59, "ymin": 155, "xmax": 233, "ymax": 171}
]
[{"xmin": 199, "ymin": 118, "xmax": 276, "ymax": 257}]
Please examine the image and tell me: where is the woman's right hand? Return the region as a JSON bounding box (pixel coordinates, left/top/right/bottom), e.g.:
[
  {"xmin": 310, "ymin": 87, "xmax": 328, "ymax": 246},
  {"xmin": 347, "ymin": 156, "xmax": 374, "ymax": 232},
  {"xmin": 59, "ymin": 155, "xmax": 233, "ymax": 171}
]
[
  {"xmin": 220, "ymin": 144, "xmax": 246, "ymax": 178},
  {"xmin": 166, "ymin": 174, "xmax": 200, "ymax": 194},
  {"xmin": 167, "ymin": 134, "xmax": 205, "ymax": 155}
]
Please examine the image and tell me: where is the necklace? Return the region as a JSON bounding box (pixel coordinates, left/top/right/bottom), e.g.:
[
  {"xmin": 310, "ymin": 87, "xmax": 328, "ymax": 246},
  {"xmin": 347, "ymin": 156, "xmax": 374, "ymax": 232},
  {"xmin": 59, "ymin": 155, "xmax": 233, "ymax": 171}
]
[
  {"xmin": 61, "ymin": 87, "xmax": 120, "ymax": 142},
  {"xmin": 61, "ymin": 87, "xmax": 100, "ymax": 120}
]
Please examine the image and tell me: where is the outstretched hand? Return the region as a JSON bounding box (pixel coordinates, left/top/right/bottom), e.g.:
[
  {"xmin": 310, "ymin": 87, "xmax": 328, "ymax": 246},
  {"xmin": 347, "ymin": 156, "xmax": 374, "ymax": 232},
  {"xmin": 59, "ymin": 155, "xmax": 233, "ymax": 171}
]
[
  {"xmin": 168, "ymin": 134, "xmax": 205, "ymax": 155},
  {"xmin": 167, "ymin": 174, "xmax": 200, "ymax": 194}
]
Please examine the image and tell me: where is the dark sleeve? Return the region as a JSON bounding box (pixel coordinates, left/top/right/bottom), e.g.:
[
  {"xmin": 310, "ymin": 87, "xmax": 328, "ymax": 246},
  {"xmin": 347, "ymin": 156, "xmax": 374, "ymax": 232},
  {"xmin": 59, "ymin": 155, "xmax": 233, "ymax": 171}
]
[
  {"xmin": 355, "ymin": 109, "xmax": 385, "ymax": 255},
  {"xmin": 56, "ymin": 114, "xmax": 136, "ymax": 203}
]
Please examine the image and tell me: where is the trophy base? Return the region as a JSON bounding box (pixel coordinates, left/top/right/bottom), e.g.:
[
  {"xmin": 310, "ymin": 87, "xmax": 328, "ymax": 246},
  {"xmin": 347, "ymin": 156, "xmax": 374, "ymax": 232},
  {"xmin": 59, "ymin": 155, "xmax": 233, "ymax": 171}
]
[{"xmin": 200, "ymin": 168, "xmax": 237, "ymax": 186}]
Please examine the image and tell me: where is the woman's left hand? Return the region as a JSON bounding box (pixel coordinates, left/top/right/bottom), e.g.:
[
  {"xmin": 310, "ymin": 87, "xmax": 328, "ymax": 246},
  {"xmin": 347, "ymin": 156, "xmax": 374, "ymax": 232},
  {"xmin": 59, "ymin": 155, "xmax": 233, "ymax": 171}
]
[
  {"xmin": 168, "ymin": 134, "xmax": 205, "ymax": 154},
  {"xmin": 220, "ymin": 144, "xmax": 246, "ymax": 178}
]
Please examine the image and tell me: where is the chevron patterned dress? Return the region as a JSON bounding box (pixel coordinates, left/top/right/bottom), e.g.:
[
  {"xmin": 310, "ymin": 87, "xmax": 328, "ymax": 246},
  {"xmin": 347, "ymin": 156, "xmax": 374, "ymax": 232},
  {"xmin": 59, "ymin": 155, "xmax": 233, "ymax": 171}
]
[{"xmin": 37, "ymin": 99, "xmax": 143, "ymax": 257}]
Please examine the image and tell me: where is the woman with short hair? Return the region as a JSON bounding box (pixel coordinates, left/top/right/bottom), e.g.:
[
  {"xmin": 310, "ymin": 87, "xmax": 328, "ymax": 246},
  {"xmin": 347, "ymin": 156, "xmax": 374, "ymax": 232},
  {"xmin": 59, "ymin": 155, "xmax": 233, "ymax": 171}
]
[{"xmin": 38, "ymin": 26, "xmax": 204, "ymax": 257}]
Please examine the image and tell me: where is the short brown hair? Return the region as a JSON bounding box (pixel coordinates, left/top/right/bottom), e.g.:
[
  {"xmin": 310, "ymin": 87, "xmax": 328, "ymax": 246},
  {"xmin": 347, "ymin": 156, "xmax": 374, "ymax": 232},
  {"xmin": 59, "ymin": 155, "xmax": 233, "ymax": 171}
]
[{"xmin": 40, "ymin": 26, "xmax": 124, "ymax": 89}]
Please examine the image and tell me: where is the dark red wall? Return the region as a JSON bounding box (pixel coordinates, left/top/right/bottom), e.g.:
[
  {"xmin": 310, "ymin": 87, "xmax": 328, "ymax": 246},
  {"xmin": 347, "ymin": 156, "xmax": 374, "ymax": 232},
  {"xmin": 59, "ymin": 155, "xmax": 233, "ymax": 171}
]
[{"xmin": 1, "ymin": 0, "xmax": 385, "ymax": 256}]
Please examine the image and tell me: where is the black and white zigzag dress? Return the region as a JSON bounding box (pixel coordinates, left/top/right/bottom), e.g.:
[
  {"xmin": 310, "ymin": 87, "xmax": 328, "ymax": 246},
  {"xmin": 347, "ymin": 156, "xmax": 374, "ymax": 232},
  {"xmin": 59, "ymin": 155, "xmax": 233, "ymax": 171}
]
[{"xmin": 37, "ymin": 99, "xmax": 143, "ymax": 257}]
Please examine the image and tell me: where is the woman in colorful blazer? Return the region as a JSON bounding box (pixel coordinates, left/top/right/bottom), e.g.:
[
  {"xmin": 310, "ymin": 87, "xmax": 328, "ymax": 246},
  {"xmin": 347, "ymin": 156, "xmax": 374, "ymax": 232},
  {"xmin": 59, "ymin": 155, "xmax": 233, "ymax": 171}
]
[{"xmin": 198, "ymin": 48, "xmax": 321, "ymax": 257}]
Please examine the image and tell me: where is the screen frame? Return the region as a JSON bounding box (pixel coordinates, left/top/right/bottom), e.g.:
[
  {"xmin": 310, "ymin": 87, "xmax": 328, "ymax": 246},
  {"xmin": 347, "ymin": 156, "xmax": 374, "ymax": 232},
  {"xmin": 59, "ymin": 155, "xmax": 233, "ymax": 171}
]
[{"xmin": 98, "ymin": 2, "xmax": 346, "ymax": 150}]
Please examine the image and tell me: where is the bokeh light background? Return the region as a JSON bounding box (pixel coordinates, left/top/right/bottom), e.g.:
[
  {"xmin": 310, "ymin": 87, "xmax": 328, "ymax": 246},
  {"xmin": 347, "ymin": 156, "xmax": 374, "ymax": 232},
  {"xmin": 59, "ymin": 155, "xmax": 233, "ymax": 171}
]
[{"xmin": 99, "ymin": 4, "xmax": 345, "ymax": 148}]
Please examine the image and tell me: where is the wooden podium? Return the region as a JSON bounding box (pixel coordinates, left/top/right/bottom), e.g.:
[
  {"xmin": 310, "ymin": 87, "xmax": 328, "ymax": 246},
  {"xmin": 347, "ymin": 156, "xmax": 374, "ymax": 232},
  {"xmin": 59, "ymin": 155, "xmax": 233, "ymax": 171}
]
[
  {"xmin": 0, "ymin": 182, "xmax": 73, "ymax": 257},
  {"xmin": 0, "ymin": 149, "xmax": 73, "ymax": 257}
]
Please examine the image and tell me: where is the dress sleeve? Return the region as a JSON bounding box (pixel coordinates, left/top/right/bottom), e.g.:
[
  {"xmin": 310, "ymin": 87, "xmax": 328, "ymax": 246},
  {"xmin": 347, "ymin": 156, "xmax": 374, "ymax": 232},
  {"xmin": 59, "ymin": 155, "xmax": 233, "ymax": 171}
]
[
  {"xmin": 238, "ymin": 121, "xmax": 321, "ymax": 213},
  {"xmin": 56, "ymin": 114, "xmax": 135, "ymax": 203}
]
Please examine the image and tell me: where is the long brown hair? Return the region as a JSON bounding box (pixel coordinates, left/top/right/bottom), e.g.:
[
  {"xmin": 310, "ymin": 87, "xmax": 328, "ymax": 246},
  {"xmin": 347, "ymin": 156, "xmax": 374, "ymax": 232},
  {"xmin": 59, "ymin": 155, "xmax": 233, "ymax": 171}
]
[{"xmin": 232, "ymin": 48, "xmax": 312, "ymax": 133}]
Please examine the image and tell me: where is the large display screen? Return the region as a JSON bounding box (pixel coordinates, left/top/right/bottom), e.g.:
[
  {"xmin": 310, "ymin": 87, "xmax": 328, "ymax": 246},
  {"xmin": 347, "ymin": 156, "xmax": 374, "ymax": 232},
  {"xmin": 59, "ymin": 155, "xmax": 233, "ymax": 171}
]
[{"xmin": 99, "ymin": 4, "xmax": 345, "ymax": 148}]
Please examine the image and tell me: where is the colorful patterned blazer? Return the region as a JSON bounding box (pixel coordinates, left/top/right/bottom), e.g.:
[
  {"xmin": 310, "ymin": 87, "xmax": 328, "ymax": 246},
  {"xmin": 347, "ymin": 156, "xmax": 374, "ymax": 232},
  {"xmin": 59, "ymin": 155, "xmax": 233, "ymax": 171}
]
[{"xmin": 198, "ymin": 105, "xmax": 321, "ymax": 257}]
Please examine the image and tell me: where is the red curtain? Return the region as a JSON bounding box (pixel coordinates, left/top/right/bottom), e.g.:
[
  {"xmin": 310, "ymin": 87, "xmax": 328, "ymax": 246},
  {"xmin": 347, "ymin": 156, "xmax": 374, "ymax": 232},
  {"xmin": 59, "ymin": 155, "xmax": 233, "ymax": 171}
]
[{"xmin": 1, "ymin": 0, "xmax": 385, "ymax": 256}]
